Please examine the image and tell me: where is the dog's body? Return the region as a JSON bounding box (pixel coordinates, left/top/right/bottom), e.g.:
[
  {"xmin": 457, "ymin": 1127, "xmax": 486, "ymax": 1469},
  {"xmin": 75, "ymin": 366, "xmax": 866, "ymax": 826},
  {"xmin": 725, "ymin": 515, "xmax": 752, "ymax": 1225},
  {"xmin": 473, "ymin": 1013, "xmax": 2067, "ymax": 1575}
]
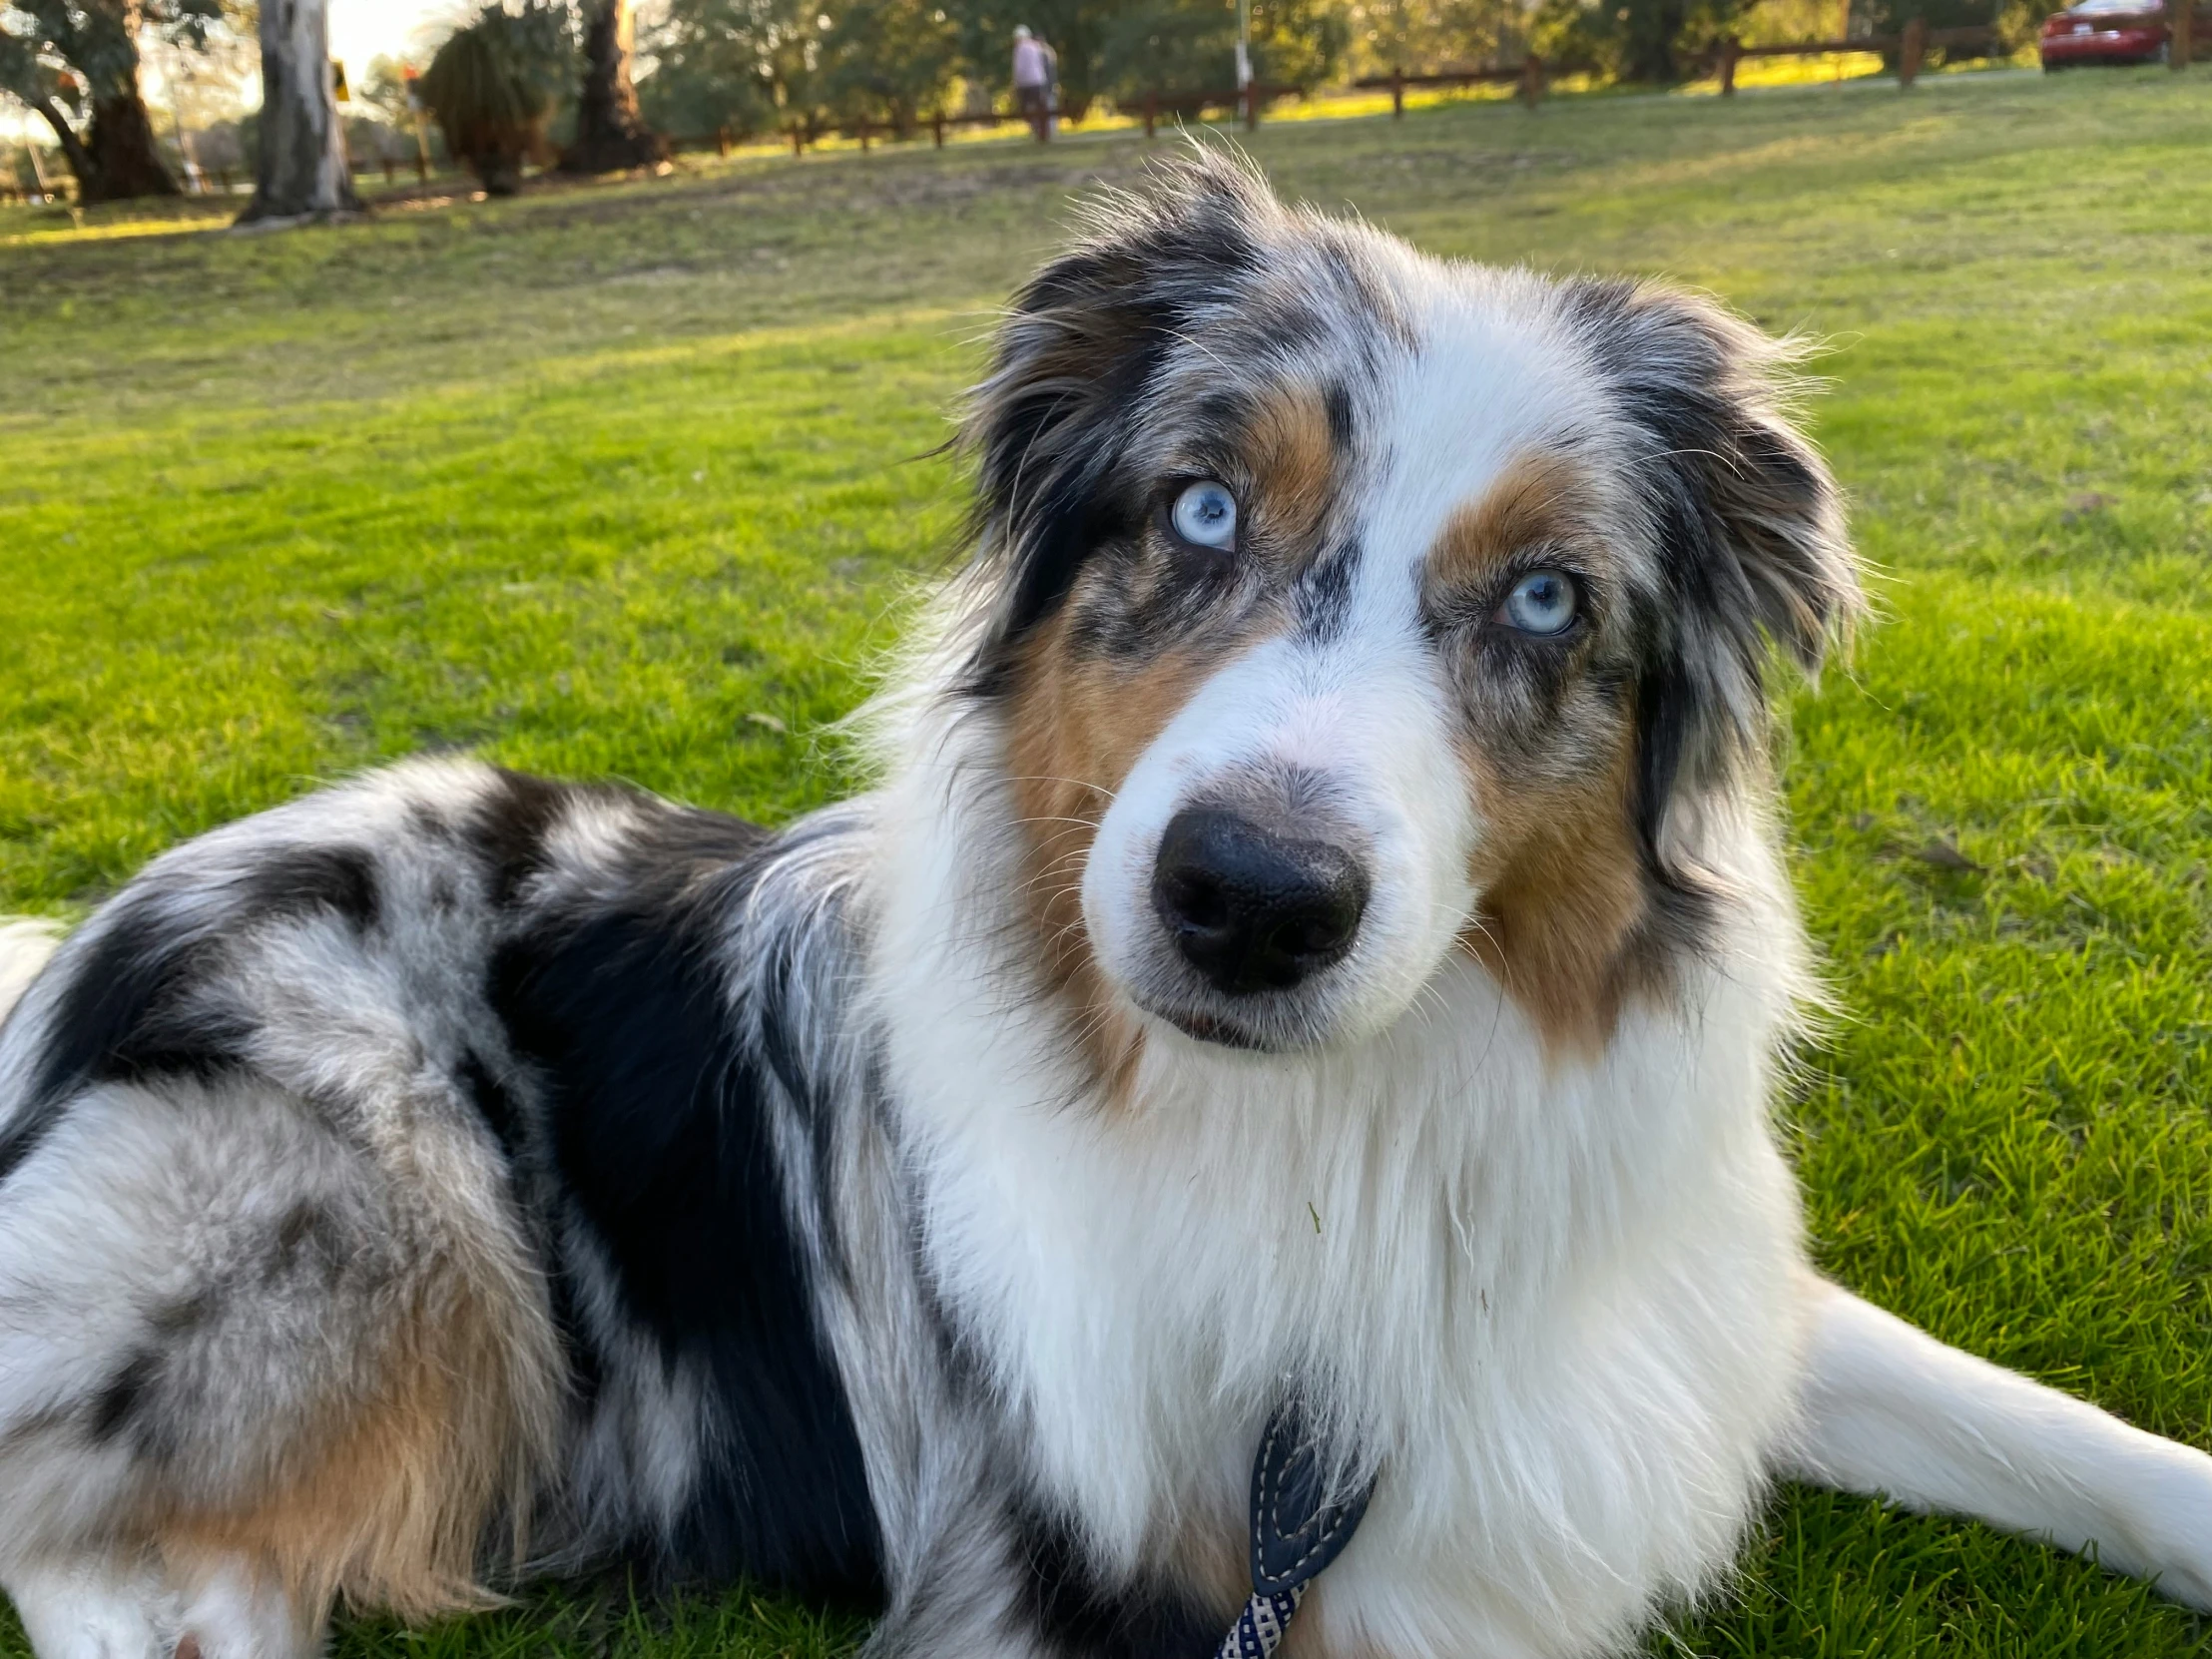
[{"xmin": 5, "ymin": 157, "xmax": 2212, "ymax": 1659}]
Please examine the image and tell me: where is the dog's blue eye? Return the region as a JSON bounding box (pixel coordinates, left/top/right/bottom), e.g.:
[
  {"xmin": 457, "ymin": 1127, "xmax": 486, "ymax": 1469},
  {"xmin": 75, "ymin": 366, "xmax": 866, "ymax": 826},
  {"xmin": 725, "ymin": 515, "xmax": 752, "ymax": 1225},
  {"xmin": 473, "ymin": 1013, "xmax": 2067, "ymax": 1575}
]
[
  {"xmin": 1499, "ymin": 570, "xmax": 1577, "ymax": 636},
  {"xmin": 1170, "ymin": 480, "xmax": 1238, "ymax": 550}
]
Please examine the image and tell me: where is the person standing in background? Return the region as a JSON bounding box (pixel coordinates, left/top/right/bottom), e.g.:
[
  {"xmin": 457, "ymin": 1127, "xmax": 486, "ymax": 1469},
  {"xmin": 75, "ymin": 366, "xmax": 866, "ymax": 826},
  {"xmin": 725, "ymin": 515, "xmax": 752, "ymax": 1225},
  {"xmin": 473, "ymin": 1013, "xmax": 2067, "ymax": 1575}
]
[{"xmin": 1012, "ymin": 25, "xmax": 1051, "ymax": 142}]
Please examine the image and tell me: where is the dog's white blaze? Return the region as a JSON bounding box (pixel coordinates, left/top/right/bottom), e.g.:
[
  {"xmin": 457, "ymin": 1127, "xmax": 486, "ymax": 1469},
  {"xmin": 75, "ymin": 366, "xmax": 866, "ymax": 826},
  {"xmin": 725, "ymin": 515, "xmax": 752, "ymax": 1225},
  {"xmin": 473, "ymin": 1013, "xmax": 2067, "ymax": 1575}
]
[{"xmin": 1080, "ymin": 621, "xmax": 1473, "ymax": 1044}]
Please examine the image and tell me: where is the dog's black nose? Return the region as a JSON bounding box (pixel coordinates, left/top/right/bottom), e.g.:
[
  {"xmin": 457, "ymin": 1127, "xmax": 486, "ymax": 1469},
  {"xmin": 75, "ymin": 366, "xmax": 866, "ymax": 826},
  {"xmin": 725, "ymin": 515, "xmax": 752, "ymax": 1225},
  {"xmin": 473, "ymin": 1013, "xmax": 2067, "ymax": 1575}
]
[{"xmin": 1150, "ymin": 809, "xmax": 1370, "ymax": 995}]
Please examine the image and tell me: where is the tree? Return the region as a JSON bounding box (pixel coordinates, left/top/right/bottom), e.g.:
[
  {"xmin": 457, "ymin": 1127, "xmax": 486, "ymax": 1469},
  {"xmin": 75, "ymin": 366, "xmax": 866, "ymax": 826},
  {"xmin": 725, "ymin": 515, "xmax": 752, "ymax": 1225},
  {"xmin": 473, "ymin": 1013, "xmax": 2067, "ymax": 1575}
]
[
  {"xmin": 1347, "ymin": 0, "xmax": 1530, "ymax": 76},
  {"xmin": 1098, "ymin": 0, "xmax": 1350, "ymax": 96},
  {"xmin": 818, "ymin": 0, "xmax": 959, "ymax": 131},
  {"xmin": 1531, "ymin": 0, "xmax": 1746, "ymax": 80},
  {"xmin": 235, "ymin": 0, "xmax": 358, "ymax": 221},
  {"xmin": 561, "ymin": 0, "xmax": 667, "ymax": 171},
  {"xmin": 416, "ymin": 2, "xmax": 572, "ymax": 194},
  {"xmin": 635, "ymin": 0, "xmax": 829, "ymax": 141},
  {"xmin": 0, "ymin": 0, "xmax": 227, "ymax": 203}
]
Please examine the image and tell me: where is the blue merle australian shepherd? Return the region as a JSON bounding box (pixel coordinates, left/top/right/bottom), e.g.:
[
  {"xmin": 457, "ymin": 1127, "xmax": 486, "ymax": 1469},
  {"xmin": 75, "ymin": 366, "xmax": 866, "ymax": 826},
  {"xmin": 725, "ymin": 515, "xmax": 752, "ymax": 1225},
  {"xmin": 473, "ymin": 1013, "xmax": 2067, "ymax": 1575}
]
[{"xmin": 4, "ymin": 155, "xmax": 2212, "ymax": 1659}]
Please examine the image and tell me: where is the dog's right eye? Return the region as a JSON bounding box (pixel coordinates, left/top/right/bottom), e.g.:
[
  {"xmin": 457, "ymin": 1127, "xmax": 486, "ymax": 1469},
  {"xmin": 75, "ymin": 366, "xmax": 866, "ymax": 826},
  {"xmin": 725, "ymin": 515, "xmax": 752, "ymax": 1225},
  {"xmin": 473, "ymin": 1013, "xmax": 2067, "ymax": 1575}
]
[
  {"xmin": 1497, "ymin": 570, "xmax": 1579, "ymax": 636},
  {"xmin": 1168, "ymin": 480, "xmax": 1238, "ymax": 552}
]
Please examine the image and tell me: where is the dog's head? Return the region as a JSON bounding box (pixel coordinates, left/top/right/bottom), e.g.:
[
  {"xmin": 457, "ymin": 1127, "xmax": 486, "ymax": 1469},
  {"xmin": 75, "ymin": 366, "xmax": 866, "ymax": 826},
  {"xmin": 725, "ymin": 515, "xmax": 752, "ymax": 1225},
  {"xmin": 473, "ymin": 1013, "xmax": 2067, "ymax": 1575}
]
[{"xmin": 956, "ymin": 152, "xmax": 1858, "ymax": 1062}]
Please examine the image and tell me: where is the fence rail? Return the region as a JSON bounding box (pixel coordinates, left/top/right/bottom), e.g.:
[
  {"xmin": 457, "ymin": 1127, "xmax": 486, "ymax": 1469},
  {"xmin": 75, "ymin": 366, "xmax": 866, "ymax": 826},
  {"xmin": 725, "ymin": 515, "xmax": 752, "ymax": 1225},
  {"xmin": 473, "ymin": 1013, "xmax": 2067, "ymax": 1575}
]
[{"xmin": 1356, "ymin": 62, "xmax": 1549, "ymax": 111}]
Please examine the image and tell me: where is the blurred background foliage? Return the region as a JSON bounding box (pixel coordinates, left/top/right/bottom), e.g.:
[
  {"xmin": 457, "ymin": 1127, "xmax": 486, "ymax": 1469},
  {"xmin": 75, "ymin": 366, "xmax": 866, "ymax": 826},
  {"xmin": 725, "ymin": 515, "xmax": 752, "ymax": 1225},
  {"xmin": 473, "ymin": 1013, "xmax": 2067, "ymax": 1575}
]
[{"xmin": 4, "ymin": 0, "xmax": 2031, "ymax": 203}]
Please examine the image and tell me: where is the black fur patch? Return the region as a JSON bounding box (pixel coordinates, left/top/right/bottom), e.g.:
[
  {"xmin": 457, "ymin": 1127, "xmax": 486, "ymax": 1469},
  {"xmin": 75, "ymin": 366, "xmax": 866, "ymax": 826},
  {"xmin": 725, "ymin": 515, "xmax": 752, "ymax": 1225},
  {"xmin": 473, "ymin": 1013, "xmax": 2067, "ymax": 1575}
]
[
  {"xmin": 456, "ymin": 1050, "xmax": 528, "ymax": 1164},
  {"xmin": 1009, "ymin": 1503, "xmax": 1224, "ymax": 1659},
  {"xmin": 87, "ymin": 1350, "xmax": 159, "ymax": 1446},
  {"xmin": 1324, "ymin": 381, "xmax": 1356, "ymax": 451},
  {"xmin": 469, "ymin": 768, "xmax": 596, "ymax": 907},
  {"xmin": 1294, "ymin": 539, "xmax": 1359, "ymax": 643},
  {"xmin": 2, "ymin": 841, "xmax": 393, "ymax": 1186},
  {"xmin": 244, "ymin": 844, "xmax": 382, "ymax": 932},
  {"xmin": 490, "ymin": 803, "xmax": 884, "ymax": 1605}
]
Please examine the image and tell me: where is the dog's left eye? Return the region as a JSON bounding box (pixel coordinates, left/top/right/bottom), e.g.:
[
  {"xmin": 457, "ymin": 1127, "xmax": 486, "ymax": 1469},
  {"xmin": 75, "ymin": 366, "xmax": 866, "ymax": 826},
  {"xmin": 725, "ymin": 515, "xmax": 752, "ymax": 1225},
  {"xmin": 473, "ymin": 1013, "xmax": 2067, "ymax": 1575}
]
[
  {"xmin": 1497, "ymin": 570, "xmax": 1578, "ymax": 636},
  {"xmin": 1169, "ymin": 480, "xmax": 1238, "ymax": 551}
]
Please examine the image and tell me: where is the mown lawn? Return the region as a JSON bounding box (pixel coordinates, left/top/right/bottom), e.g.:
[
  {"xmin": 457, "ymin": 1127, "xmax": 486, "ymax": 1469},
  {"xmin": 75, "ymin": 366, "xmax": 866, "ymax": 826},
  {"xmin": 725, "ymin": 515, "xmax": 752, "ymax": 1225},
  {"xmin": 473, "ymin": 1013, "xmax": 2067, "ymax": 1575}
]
[{"xmin": 6, "ymin": 64, "xmax": 2212, "ymax": 1658}]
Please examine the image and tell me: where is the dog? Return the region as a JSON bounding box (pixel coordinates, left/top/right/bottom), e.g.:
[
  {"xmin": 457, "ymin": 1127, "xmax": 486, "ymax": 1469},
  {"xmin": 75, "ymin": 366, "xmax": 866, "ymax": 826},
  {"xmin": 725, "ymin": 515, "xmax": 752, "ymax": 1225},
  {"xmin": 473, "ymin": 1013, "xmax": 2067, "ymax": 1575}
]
[{"xmin": 3, "ymin": 152, "xmax": 2210, "ymax": 1659}]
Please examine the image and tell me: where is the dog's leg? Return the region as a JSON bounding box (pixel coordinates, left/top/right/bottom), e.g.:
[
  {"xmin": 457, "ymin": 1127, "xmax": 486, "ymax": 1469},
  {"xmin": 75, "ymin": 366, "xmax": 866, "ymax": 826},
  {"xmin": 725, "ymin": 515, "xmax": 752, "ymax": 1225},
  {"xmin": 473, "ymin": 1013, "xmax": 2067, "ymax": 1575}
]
[
  {"xmin": 0, "ymin": 1074, "xmax": 549, "ymax": 1658},
  {"xmin": 170, "ymin": 1558, "xmax": 314, "ymax": 1659},
  {"xmin": 1786, "ymin": 1274, "xmax": 2212, "ymax": 1605},
  {"xmin": 3, "ymin": 1557, "xmax": 173, "ymax": 1659}
]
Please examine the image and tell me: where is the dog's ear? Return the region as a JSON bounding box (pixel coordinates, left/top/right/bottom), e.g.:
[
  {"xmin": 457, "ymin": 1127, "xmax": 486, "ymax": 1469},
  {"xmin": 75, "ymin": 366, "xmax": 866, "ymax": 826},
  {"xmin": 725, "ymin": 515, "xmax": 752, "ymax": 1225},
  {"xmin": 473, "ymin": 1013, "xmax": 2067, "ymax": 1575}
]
[
  {"xmin": 957, "ymin": 151, "xmax": 1279, "ymax": 690},
  {"xmin": 1561, "ymin": 277, "xmax": 1863, "ymax": 864}
]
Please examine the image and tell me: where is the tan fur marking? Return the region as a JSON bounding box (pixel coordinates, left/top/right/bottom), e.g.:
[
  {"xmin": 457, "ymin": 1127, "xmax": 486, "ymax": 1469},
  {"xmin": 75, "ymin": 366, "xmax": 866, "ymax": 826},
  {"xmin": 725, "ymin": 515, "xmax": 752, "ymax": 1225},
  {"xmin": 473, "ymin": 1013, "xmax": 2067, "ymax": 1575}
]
[
  {"xmin": 1457, "ymin": 729, "xmax": 1650, "ymax": 1057},
  {"xmin": 1244, "ymin": 382, "xmax": 1341, "ymax": 554},
  {"xmin": 1426, "ymin": 449, "xmax": 1597, "ymax": 597},
  {"xmin": 155, "ymin": 1237, "xmax": 560, "ymax": 1631},
  {"xmin": 1004, "ymin": 608, "xmax": 1232, "ymax": 1100},
  {"xmin": 1426, "ymin": 447, "xmax": 1654, "ymax": 1053}
]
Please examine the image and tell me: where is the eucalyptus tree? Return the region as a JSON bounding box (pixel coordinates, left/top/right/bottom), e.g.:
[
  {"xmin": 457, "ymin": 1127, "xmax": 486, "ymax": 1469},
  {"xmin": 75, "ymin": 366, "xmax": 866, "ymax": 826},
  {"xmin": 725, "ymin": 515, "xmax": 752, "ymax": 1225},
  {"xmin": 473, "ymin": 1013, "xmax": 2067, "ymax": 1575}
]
[{"xmin": 237, "ymin": 0, "xmax": 361, "ymax": 223}]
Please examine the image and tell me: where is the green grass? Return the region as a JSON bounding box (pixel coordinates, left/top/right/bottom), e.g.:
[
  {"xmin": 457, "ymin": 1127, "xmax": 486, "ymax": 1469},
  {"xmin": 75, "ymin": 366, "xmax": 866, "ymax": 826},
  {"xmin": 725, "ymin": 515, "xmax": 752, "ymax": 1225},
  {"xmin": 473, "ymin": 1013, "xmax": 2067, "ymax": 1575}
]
[{"xmin": 6, "ymin": 64, "xmax": 2212, "ymax": 1656}]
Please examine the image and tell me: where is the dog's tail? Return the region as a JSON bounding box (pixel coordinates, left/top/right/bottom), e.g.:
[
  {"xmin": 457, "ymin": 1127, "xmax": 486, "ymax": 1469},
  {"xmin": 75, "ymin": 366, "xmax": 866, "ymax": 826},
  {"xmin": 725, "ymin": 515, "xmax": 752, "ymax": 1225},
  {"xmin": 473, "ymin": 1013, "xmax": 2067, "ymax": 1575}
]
[{"xmin": 0, "ymin": 919, "xmax": 62, "ymax": 1026}]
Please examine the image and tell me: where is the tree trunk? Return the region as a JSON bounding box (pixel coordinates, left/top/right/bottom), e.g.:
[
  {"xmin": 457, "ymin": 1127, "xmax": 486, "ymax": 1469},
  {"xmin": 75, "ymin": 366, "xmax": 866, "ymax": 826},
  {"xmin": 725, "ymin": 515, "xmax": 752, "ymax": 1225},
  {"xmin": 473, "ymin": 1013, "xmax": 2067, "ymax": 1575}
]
[
  {"xmin": 1623, "ymin": 0, "xmax": 1692, "ymax": 82},
  {"xmin": 31, "ymin": 98, "xmax": 99, "ymax": 198},
  {"xmin": 560, "ymin": 0, "xmax": 668, "ymax": 174},
  {"xmin": 82, "ymin": 88, "xmax": 180, "ymax": 202},
  {"xmin": 238, "ymin": 0, "xmax": 362, "ymax": 225}
]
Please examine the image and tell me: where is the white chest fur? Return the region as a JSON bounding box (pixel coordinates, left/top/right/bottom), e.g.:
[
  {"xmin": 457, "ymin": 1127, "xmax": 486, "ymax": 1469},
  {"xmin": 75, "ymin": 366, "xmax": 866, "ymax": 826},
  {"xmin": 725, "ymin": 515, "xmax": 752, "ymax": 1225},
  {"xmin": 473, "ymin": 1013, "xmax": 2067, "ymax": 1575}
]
[{"xmin": 868, "ymin": 753, "xmax": 1820, "ymax": 1659}]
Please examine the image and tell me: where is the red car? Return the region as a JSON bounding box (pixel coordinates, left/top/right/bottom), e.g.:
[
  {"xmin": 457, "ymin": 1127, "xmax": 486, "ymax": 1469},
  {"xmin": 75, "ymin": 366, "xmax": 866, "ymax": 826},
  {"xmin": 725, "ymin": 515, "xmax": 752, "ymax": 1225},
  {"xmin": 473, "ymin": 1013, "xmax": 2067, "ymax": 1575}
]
[{"xmin": 2040, "ymin": 0, "xmax": 2173, "ymax": 66}]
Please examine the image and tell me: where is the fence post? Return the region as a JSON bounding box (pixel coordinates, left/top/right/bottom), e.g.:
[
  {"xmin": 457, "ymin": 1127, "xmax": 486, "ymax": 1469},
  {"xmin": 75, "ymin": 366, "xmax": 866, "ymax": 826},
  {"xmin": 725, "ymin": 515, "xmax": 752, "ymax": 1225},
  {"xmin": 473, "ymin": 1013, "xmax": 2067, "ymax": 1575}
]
[
  {"xmin": 1720, "ymin": 35, "xmax": 1741, "ymax": 94},
  {"xmin": 1520, "ymin": 53, "xmax": 1546, "ymax": 106},
  {"xmin": 1900, "ymin": 16, "xmax": 1926, "ymax": 84},
  {"xmin": 932, "ymin": 112, "xmax": 946, "ymax": 146},
  {"xmin": 790, "ymin": 124, "xmax": 804, "ymax": 157},
  {"xmin": 1391, "ymin": 66, "xmax": 1404, "ymax": 118},
  {"xmin": 2174, "ymin": 1, "xmax": 2193, "ymax": 66},
  {"xmin": 1144, "ymin": 91, "xmax": 1158, "ymax": 138},
  {"xmin": 1244, "ymin": 84, "xmax": 1259, "ymax": 131},
  {"xmin": 858, "ymin": 118, "xmax": 870, "ymax": 153}
]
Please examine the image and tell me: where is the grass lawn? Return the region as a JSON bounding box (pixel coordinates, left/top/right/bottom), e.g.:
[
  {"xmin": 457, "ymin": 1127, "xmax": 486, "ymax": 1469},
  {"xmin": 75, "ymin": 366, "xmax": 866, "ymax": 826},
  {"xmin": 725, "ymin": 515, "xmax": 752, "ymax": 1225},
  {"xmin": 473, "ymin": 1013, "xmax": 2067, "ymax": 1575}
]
[{"xmin": 6, "ymin": 63, "xmax": 2212, "ymax": 1656}]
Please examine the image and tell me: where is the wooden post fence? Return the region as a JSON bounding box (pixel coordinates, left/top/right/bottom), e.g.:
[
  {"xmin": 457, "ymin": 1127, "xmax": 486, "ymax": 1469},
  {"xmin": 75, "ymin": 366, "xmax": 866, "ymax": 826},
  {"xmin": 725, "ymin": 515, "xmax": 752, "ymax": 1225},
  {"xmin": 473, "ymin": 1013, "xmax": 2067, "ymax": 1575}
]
[
  {"xmin": 1718, "ymin": 35, "xmax": 1743, "ymax": 94},
  {"xmin": 2176, "ymin": 0, "xmax": 2194, "ymax": 66},
  {"xmin": 1900, "ymin": 15, "xmax": 1927, "ymax": 85},
  {"xmin": 1390, "ymin": 67, "xmax": 1405, "ymax": 117},
  {"xmin": 932, "ymin": 112, "xmax": 946, "ymax": 146},
  {"xmin": 1144, "ymin": 91, "xmax": 1159, "ymax": 137}
]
